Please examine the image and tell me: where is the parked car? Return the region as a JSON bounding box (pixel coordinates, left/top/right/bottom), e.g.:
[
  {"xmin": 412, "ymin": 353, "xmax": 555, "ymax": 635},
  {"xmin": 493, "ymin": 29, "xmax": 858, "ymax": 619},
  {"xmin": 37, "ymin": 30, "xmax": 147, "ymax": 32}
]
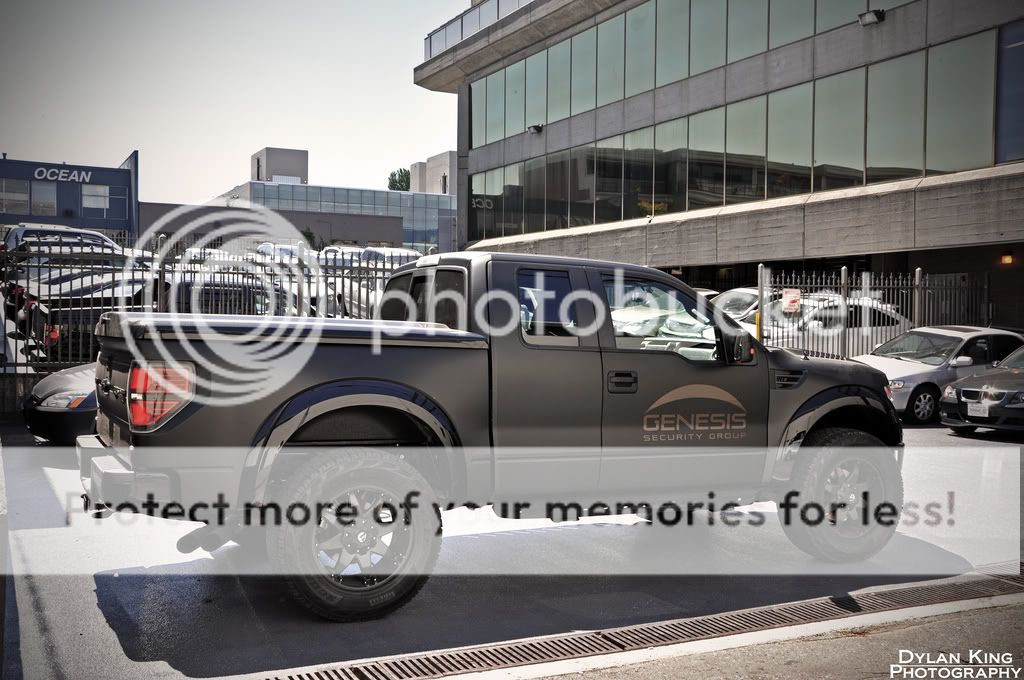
[
  {"xmin": 80, "ymin": 251, "xmax": 903, "ymax": 622},
  {"xmin": 940, "ymin": 344, "xmax": 1024, "ymax": 435},
  {"xmin": 22, "ymin": 362, "xmax": 97, "ymax": 444},
  {"xmin": 740, "ymin": 296, "xmax": 911, "ymax": 357},
  {"xmin": 710, "ymin": 287, "xmax": 762, "ymax": 322},
  {"xmin": 853, "ymin": 326, "xmax": 1024, "ymax": 423}
]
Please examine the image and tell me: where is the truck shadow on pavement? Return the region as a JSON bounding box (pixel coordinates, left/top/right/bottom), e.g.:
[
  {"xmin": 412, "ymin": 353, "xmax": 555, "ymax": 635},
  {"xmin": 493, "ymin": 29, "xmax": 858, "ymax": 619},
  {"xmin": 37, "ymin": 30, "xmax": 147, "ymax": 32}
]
[{"xmin": 90, "ymin": 524, "xmax": 976, "ymax": 679}]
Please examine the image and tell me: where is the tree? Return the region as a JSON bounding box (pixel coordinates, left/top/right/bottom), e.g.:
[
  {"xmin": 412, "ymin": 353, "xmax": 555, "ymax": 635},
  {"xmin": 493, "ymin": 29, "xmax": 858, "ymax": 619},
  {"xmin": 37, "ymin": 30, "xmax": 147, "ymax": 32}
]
[{"xmin": 388, "ymin": 168, "xmax": 411, "ymax": 191}]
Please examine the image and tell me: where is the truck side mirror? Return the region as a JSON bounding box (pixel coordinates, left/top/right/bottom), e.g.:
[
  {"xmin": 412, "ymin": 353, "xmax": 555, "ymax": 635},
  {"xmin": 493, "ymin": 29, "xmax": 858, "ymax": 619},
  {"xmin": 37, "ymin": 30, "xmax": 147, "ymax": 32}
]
[
  {"xmin": 951, "ymin": 356, "xmax": 973, "ymax": 368},
  {"xmin": 719, "ymin": 328, "xmax": 755, "ymax": 364}
]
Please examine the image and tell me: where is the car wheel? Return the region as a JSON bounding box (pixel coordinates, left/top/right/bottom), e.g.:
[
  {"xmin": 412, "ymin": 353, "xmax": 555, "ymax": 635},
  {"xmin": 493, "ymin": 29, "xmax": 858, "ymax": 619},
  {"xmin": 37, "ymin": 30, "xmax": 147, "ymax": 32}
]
[
  {"xmin": 905, "ymin": 385, "xmax": 940, "ymax": 424},
  {"xmin": 949, "ymin": 425, "xmax": 977, "ymax": 436},
  {"xmin": 267, "ymin": 448, "xmax": 442, "ymax": 621},
  {"xmin": 780, "ymin": 427, "xmax": 903, "ymax": 562}
]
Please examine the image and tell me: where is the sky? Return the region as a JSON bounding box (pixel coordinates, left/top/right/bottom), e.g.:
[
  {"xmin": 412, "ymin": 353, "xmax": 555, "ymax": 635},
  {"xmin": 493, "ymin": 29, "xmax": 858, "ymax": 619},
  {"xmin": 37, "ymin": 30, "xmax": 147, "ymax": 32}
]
[{"xmin": 0, "ymin": 0, "xmax": 468, "ymax": 204}]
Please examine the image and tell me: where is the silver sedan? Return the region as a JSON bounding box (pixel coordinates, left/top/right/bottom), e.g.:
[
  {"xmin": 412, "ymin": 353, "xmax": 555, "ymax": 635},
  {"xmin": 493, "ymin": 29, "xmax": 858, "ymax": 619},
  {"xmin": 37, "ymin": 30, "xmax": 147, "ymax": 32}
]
[{"xmin": 852, "ymin": 326, "xmax": 1024, "ymax": 423}]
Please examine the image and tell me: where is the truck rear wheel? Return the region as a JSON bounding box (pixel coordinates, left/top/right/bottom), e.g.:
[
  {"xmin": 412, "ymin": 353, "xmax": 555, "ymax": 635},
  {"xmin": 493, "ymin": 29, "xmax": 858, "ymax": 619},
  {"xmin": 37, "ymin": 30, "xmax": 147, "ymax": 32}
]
[
  {"xmin": 780, "ymin": 427, "xmax": 903, "ymax": 562},
  {"xmin": 266, "ymin": 448, "xmax": 442, "ymax": 621}
]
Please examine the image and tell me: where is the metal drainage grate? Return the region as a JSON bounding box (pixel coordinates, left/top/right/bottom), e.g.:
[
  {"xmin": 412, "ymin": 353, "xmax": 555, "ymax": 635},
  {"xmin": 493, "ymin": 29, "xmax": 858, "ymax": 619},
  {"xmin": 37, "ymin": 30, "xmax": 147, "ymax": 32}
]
[{"xmin": 257, "ymin": 571, "xmax": 1024, "ymax": 680}]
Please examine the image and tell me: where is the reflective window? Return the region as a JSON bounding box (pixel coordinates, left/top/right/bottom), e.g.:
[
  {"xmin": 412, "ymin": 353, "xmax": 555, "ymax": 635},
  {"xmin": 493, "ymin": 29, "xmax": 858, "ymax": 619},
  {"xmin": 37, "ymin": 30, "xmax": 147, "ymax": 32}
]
[
  {"xmin": 769, "ymin": 0, "xmax": 814, "ymax": 48},
  {"xmin": 518, "ymin": 270, "xmax": 580, "ymax": 345},
  {"xmin": 728, "ymin": 0, "xmax": 768, "ymax": 63},
  {"xmin": 471, "ymin": 79, "xmax": 487, "ymax": 148},
  {"xmin": 30, "ymin": 181, "xmax": 57, "ymax": 216},
  {"xmin": 485, "ymin": 168, "xmax": 505, "ymax": 239},
  {"xmin": 597, "ymin": 14, "xmax": 625, "ymax": 107},
  {"xmin": 595, "ymin": 135, "xmax": 624, "ymax": 223},
  {"xmin": 463, "ymin": 7, "xmax": 481, "ymax": 37},
  {"xmin": 446, "ymin": 20, "xmax": 461, "ymax": 48},
  {"xmin": 816, "ymin": 0, "xmax": 865, "ymax": 33},
  {"xmin": 690, "ymin": 0, "xmax": 726, "ymax": 75},
  {"xmin": 867, "ymin": 51, "xmax": 925, "ymax": 183},
  {"xmin": 726, "ymin": 95, "xmax": 767, "ymax": 204},
  {"xmin": 625, "ymin": 1, "xmax": 656, "ymax": 98},
  {"xmin": 480, "ymin": 0, "xmax": 497, "ymax": 25},
  {"xmin": 767, "ymin": 82, "xmax": 813, "ymax": 197},
  {"xmin": 525, "ymin": 51, "xmax": 547, "ymax": 126},
  {"xmin": 927, "ymin": 31, "xmax": 996, "ymax": 174},
  {"xmin": 623, "ymin": 127, "xmax": 655, "ymax": 219},
  {"xmin": 814, "ymin": 67, "xmax": 865, "ymax": 190},
  {"xmin": 503, "ymin": 162, "xmax": 525, "ymax": 236},
  {"xmin": 571, "ymin": 27, "xmax": 597, "ymax": 116},
  {"xmin": 654, "ymin": 118, "xmax": 687, "ymax": 215},
  {"xmin": 688, "ymin": 107, "xmax": 725, "ymax": 208},
  {"xmin": 546, "ymin": 150, "xmax": 570, "ymax": 230},
  {"xmin": 0, "ymin": 179, "xmax": 29, "ymax": 214},
  {"xmin": 505, "ymin": 59, "xmax": 526, "ymax": 136},
  {"xmin": 656, "ymin": 0, "xmax": 689, "ymax": 87},
  {"xmin": 603, "ymin": 276, "xmax": 718, "ymax": 361},
  {"xmin": 997, "ymin": 21, "xmax": 1024, "ymax": 163},
  {"xmin": 547, "ymin": 40, "xmax": 571, "ymax": 123},
  {"xmin": 469, "ymin": 173, "xmax": 487, "ymax": 241},
  {"xmin": 486, "ymin": 70, "xmax": 506, "ymax": 144},
  {"xmin": 569, "ymin": 144, "xmax": 596, "ymax": 226},
  {"xmin": 499, "ymin": 0, "xmax": 518, "ymax": 18},
  {"xmin": 524, "ymin": 156, "xmax": 546, "ymax": 232}
]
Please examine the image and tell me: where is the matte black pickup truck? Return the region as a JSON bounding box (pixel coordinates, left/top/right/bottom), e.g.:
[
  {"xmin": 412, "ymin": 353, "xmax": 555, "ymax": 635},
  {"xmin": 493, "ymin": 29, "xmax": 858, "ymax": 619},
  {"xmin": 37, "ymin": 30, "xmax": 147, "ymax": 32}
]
[{"xmin": 78, "ymin": 251, "xmax": 903, "ymax": 620}]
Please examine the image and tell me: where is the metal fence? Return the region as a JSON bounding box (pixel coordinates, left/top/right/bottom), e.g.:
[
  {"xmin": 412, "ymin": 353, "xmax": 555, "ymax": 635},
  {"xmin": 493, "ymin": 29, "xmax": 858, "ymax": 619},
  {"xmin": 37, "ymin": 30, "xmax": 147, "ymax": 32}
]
[
  {"xmin": 1, "ymin": 233, "xmax": 407, "ymax": 380},
  {"xmin": 754, "ymin": 265, "xmax": 990, "ymax": 358}
]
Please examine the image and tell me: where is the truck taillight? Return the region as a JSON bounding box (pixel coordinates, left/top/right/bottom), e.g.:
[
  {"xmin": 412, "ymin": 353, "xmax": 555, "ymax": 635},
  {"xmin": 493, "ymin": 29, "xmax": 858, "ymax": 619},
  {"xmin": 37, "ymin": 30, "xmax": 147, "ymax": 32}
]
[{"xmin": 127, "ymin": 362, "xmax": 195, "ymax": 431}]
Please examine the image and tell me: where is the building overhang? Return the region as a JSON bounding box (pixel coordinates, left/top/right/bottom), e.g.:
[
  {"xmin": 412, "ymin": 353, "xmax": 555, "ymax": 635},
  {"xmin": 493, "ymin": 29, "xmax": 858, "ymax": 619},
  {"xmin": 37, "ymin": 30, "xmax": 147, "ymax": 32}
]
[{"xmin": 414, "ymin": 0, "xmax": 633, "ymax": 93}]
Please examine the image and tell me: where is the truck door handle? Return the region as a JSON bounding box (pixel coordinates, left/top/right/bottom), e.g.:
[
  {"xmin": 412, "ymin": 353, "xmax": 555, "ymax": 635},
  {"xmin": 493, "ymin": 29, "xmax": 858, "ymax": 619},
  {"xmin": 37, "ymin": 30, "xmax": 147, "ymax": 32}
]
[{"xmin": 607, "ymin": 370, "xmax": 638, "ymax": 394}]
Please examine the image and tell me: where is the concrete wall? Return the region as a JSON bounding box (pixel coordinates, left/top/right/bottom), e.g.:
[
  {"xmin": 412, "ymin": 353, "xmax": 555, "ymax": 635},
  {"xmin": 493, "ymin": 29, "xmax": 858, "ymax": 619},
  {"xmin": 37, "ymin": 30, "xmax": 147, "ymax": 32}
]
[
  {"xmin": 139, "ymin": 202, "xmax": 403, "ymax": 248},
  {"xmin": 469, "ymin": 163, "xmax": 1024, "ymax": 267},
  {"xmin": 410, "ymin": 151, "xmax": 456, "ymax": 195},
  {"xmin": 250, "ymin": 148, "xmax": 308, "ymax": 184}
]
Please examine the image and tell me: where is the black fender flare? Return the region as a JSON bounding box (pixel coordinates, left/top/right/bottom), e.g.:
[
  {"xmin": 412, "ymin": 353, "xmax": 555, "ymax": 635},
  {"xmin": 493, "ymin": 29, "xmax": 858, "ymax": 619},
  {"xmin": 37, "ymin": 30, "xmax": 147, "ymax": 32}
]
[
  {"xmin": 240, "ymin": 379, "xmax": 463, "ymax": 504},
  {"xmin": 768, "ymin": 384, "xmax": 902, "ymax": 483}
]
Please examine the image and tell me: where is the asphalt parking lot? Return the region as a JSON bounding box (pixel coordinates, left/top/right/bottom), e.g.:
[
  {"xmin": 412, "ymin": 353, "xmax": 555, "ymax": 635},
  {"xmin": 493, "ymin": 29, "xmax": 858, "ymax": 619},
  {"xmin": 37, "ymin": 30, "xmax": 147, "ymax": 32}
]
[{"xmin": 1, "ymin": 422, "xmax": 1021, "ymax": 680}]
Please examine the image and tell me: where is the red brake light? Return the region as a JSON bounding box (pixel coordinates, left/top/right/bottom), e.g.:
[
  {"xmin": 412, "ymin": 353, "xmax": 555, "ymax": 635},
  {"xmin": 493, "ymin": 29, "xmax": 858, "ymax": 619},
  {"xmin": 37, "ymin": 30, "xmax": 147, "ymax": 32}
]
[{"xmin": 127, "ymin": 363, "xmax": 194, "ymax": 431}]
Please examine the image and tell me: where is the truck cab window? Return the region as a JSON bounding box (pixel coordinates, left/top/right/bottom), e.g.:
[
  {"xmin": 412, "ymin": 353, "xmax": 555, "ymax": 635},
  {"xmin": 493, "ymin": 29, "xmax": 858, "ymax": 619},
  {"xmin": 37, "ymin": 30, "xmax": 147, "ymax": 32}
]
[
  {"xmin": 603, "ymin": 276, "xmax": 718, "ymax": 362},
  {"xmin": 517, "ymin": 269, "xmax": 579, "ymax": 346}
]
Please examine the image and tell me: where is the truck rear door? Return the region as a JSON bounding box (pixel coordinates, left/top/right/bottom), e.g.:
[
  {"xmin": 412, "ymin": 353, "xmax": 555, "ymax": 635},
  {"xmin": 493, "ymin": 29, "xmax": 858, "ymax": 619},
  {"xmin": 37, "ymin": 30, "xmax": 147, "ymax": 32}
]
[
  {"xmin": 588, "ymin": 268, "xmax": 769, "ymax": 495},
  {"xmin": 486, "ymin": 261, "xmax": 604, "ymax": 498}
]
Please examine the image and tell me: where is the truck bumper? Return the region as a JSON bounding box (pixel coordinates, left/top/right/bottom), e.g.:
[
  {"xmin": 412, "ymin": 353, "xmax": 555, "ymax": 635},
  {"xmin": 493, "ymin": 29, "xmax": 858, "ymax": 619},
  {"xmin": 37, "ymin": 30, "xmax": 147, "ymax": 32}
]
[{"xmin": 76, "ymin": 434, "xmax": 172, "ymax": 508}]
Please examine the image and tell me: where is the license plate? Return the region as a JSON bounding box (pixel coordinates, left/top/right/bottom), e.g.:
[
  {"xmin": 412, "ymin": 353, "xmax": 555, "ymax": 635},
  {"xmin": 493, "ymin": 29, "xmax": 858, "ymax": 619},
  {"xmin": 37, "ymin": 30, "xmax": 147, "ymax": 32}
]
[{"xmin": 967, "ymin": 403, "xmax": 989, "ymax": 418}]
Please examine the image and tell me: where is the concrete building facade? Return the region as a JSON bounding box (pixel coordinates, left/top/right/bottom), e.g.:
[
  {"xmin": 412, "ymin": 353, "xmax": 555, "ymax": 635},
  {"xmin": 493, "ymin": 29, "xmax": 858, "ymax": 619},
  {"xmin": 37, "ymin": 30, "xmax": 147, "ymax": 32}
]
[
  {"xmin": 415, "ymin": 0, "xmax": 1024, "ymax": 325},
  {"xmin": 410, "ymin": 150, "xmax": 457, "ymax": 195}
]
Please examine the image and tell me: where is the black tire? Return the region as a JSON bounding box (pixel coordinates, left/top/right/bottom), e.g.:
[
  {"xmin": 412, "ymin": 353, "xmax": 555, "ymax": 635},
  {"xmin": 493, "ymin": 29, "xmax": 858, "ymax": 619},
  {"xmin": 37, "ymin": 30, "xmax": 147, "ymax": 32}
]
[
  {"xmin": 949, "ymin": 425, "xmax": 977, "ymax": 436},
  {"xmin": 779, "ymin": 427, "xmax": 903, "ymax": 562},
  {"xmin": 905, "ymin": 385, "xmax": 940, "ymax": 424},
  {"xmin": 266, "ymin": 448, "xmax": 442, "ymax": 621}
]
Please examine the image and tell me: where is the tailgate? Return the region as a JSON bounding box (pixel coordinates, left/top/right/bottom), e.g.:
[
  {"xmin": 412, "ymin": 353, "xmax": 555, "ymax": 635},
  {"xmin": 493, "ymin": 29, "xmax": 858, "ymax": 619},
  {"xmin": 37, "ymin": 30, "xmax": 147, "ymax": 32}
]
[{"xmin": 94, "ymin": 349, "xmax": 133, "ymax": 448}]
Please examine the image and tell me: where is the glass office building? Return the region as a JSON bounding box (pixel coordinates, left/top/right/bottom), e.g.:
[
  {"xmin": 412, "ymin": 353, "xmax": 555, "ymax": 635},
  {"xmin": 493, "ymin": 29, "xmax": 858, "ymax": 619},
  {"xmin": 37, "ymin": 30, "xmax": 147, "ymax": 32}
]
[
  {"xmin": 457, "ymin": 3, "xmax": 1022, "ymax": 241},
  {"xmin": 243, "ymin": 181, "xmax": 456, "ymax": 254}
]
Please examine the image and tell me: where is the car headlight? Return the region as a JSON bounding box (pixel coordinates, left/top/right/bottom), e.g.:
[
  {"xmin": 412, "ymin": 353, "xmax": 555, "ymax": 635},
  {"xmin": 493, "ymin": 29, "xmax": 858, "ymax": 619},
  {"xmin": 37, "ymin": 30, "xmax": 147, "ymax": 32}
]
[
  {"xmin": 889, "ymin": 380, "xmax": 905, "ymax": 390},
  {"xmin": 40, "ymin": 391, "xmax": 91, "ymax": 409},
  {"xmin": 1007, "ymin": 392, "xmax": 1024, "ymax": 408},
  {"xmin": 943, "ymin": 384, "xmax": 957, "ymax": 400}
]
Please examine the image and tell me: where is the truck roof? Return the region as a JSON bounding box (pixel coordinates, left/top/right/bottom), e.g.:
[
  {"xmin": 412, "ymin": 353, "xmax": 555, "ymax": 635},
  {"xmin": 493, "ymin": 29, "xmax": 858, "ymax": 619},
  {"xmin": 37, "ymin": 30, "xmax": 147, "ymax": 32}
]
[{"xmin": 404, "ymin": 250, "xmax": 663, "ymax": 278}]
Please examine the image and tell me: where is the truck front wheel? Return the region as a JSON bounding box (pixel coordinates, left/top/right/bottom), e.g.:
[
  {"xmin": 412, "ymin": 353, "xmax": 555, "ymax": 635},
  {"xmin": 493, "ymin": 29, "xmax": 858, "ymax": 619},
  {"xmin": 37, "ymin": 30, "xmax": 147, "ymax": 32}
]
[
  {"xmin": 266, "ymin": 448, "xmax": 442, "ymax": 621},
  {"xmin": 780, "ymin": 427, "xmax": 903, "ymax": 562}
]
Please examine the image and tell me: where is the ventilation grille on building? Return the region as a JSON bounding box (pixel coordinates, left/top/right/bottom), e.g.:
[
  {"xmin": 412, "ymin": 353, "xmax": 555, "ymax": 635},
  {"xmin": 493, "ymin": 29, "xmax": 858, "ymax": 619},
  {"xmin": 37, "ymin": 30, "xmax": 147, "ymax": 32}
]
[{"xmin": 252, "ymin": 566, "xmax": 1024, "ymax": 680}]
